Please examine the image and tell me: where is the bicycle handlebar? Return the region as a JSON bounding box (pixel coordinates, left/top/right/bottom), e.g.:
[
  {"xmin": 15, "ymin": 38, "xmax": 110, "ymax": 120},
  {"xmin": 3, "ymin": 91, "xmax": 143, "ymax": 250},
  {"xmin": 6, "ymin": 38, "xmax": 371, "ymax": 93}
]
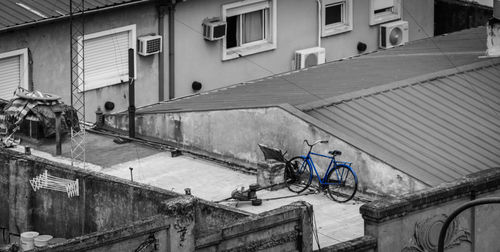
[{"xmin": 304, "ymin": 139, "xmax": 329, "ymax": 147}]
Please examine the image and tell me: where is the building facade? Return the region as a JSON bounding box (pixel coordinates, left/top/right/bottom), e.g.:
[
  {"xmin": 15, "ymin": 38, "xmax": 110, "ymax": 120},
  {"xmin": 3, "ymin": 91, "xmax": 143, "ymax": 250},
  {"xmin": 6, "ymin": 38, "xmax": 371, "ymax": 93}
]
[{"xmin": 0, "ymin": 0, "xmax": 433, "ymax": 121}]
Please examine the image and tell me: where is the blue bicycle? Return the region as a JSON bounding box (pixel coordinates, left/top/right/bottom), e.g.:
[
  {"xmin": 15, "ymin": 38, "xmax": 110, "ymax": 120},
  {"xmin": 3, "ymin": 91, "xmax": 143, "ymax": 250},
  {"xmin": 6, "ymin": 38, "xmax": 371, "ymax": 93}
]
[{"xmin": 284, "ymin": 140, "xmax": 358, "ymax": 202}]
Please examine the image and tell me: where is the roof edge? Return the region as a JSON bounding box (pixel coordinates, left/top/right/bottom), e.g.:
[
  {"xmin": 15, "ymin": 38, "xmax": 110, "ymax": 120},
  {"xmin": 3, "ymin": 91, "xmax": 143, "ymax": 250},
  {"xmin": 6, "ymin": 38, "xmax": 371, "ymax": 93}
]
[
  {"xmin": 297, "ymin": 58, "xmax": 500, "ymax": 112},
  {"xmin": 0, "ymin": 0, "xmax": 153, "ymax": 34}
]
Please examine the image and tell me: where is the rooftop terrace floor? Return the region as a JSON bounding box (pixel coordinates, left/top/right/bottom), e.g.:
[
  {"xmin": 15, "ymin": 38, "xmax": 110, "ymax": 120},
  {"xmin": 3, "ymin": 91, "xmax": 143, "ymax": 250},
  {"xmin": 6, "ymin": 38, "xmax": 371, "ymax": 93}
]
[{"xmin": 17, "ymin": 131, "xmax": 364, "ymax": 250}]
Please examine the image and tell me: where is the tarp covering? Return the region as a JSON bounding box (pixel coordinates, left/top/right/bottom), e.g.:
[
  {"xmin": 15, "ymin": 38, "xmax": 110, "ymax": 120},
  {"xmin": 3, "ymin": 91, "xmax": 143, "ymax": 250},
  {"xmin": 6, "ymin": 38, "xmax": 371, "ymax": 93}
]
[{"xmin": 2, "ymin": 97, "xmax": 79, "ymax": 138}]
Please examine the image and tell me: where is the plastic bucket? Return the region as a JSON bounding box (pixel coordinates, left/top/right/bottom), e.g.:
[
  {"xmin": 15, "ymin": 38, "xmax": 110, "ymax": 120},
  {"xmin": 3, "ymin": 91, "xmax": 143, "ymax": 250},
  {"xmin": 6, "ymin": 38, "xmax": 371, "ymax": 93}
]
[
  {"xmin": 20, "ymin": 231, "xmax": 39, "ymax": 251},
  {"xmin": 34, "ymin": 235, "xmax": 53, "ymax": 248}
]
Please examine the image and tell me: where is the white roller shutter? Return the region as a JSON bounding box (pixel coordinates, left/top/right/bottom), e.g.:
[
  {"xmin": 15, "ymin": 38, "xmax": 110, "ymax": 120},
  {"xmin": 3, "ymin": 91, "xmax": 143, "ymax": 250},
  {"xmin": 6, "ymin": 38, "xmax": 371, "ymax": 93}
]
[
  {"xmin": 0, "ymin": 55, "xmax": 21, "ymax": 100},
  {"xmin": 373, "ymin": 0, "xmax": 394, "ymax": 11},
  {"xmin": 84, "ymin": 30, "xmax": 130, "ymax": 90}
]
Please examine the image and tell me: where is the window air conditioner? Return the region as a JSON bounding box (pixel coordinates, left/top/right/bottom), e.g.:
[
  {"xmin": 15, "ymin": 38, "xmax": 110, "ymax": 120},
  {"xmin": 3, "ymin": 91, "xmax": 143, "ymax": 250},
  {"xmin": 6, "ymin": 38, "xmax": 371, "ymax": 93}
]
[
  {"xmin": 379, "ymin": 20, "xmax": 409, "ymax": 49},
  {"xmin": 294, "ymin": 47, "xmax": 326, "ymax": 70},
  {"xmin": 138, "ymin": 35, "xmax": 162, "ymax": 56},
  {"xmin": 203, "ymin": 18, "xmax": 227, "ymax": 41}
]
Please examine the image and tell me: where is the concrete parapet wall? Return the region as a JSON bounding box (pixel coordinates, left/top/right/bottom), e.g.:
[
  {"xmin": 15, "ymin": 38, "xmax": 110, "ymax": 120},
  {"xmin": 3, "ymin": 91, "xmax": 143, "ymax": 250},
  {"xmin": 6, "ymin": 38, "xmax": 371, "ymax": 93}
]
[
  {"xmin": 195, "ymin": 201, "xmax": 313, "ymax": 252},
  {"xmin": 105, "ymin": 105, "xmax": 427, "ymax": 197},
  {"xmin": 315, "ymin": 236, "xmax": 377, "ymax": 252},
  {"xmin": 0, "ymin": 148, "xmax": 180, "ymax": 240},
  {"xmin": 38, "ymin": 215, "xmax": 170, "ymax": 252},
  {"xmin": 360, "ymin": 167, "xmax": 500, "ymax": 252},
  {"xmin": 0, "ymin": 147, "xmax": 318, "ymax": 251},
  {"xmin": 194, "ymin": 199, "xmax": 251, "ymax": 237}
]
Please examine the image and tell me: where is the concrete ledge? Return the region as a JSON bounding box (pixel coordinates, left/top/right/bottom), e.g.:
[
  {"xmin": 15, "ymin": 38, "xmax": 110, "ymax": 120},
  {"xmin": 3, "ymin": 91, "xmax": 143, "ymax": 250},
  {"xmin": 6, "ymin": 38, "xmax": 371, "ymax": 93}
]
[
  {"xmin": 360, "ymin": 167, "xmax": 500, "ymax": 223},
  {"xmin": 195, "ymin": 201, "xmax": 313, "ymax": 251},
  {"xmin": 315, "ymin": 235, "xmax": 377, "ymax": 252},
  {"xmin": 39, "ymin": 215, "xmax": 170, "ymax": 251}
]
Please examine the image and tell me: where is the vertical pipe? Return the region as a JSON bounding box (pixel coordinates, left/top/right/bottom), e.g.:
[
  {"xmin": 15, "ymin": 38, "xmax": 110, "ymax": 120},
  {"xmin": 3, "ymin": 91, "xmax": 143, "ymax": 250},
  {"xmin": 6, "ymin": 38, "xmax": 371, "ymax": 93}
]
[
  {"xmin": 158, "ymin": 6, "xmax": 165, "ymax": 102},
  {"xmin": 316, "ymin": 0, "xmax": 322, "ymax": 48},
  {"xmin": 128, "ymin": 48, "xmax": 135, "ymax": 138},
  {"xmin": 54, "ymin": 108, "xmax": 62, "ymax": 155},
  {"xmin": 168, "ymin": 4, "xmax": 176, "ymax": 99}
]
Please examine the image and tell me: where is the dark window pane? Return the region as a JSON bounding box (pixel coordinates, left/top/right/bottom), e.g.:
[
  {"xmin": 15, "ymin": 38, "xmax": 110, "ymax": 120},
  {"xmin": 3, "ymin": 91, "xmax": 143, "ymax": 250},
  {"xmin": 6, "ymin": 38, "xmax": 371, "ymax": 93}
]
[
  {"xmin": 325, "ymin": 3, "xmax": 342, "ymax": 25},
  {"xmin": 226, "ymin": 15, "xmax": 238, "ymax": 49},
  {"xmin": 374, "ymin": 7, "xmax": 393, "ymax": 14}
]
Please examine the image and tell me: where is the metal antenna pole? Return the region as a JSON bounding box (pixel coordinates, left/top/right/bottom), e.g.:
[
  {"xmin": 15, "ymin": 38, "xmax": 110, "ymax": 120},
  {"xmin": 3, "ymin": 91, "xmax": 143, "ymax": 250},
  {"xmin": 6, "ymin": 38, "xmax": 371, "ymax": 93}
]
[{"xmin": 70, "ymin": 0, "xmax": 86, "ymax": 168}]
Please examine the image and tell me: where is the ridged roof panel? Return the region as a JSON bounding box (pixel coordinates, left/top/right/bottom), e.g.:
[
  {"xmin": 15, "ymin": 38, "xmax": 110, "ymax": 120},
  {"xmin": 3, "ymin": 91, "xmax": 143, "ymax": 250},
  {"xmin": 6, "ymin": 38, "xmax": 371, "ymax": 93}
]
[
  {"xmin": 0, "ymin": 0, "xmax": 148, "ymax": 32},
  {"xmin": 306, "ymin": 63, "xmax": 500, "ymax": 186}
]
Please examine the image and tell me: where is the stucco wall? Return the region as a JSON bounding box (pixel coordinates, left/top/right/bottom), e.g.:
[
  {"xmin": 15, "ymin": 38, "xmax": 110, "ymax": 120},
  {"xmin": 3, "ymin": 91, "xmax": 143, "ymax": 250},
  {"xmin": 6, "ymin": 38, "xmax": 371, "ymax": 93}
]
[
  {"xmin": 172, "ymin": 0, "xmax": 434, "ymax": 98},
  {"xmin": 106, "ymin": 106, "xmax": 428, "ymax": 197},
  {"xmin": 0, "ymin": 4, "xmax": 159, "ymax": 122}
]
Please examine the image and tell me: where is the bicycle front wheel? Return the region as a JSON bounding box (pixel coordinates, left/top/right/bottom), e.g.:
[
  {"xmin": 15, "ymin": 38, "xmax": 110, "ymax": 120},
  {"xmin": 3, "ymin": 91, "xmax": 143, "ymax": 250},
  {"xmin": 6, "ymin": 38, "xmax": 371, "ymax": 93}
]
[
  {"xmin": 284, "ymin": 156, "xmax": 312, "ymax": 193},
  {"xmin": 326, "ymin": 164, "xmax": 358, "ymax": 202}
]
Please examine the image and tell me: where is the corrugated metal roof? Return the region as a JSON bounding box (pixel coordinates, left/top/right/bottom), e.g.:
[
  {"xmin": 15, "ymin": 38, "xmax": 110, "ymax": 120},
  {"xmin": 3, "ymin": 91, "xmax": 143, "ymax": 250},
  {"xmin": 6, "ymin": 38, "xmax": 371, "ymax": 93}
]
[
  {"xmin": 0, "ymin": 0, "xmax": 150, "ymax": 32},
  {"xmin": 136, "ymin": 27, "xmax": 489, "ymax": 114},
  {"xmin": 305, "ymin": 62, "xmax": 500, "ymax": 186}
]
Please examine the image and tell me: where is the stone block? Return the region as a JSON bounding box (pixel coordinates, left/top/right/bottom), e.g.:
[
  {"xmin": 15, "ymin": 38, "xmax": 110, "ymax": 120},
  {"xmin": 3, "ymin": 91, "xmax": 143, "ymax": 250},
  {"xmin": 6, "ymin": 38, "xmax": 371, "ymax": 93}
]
[{"xmin": 257, "ymin": 161, "xmax": 285, "ymax": 190}]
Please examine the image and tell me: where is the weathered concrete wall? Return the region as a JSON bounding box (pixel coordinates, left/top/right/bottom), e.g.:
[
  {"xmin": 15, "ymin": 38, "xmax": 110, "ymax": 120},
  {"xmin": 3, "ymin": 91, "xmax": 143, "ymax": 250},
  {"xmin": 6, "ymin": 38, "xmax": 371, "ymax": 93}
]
[
  {"xmin": 195, "ymin": 201, "xmax": 313, "ymax": 252},
  {"xmin": 0, "ymin": 3, "xmax": 159, "ymax": 121},
  {"xmin": 39, "ymin": 215, "xmax": 171, "ymax": 252},
  {"xmin": 360, "ymin": 168, "xmax": 500, "ymax": 252},
  {"xmin": 106, "ymin": 106, "xmax": 427, "ymax": 197},
  {"xmin": 0, "ymin": 149, "xmax": 180, "ymax": 239},
  {"xmin": 194, "ymin": 200, "xmax": 251, "ymax": 237},
  {"xmin": 315, "ymin": 236, "xmax": 377, "ymax": 252}
]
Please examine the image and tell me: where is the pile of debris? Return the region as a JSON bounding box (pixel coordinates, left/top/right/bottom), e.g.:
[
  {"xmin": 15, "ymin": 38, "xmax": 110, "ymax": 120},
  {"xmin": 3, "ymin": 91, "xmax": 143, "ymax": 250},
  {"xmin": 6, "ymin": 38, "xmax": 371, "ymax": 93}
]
[{"xmin": 0, "ymin": 87, "xmax": 79, "ymax": 147}]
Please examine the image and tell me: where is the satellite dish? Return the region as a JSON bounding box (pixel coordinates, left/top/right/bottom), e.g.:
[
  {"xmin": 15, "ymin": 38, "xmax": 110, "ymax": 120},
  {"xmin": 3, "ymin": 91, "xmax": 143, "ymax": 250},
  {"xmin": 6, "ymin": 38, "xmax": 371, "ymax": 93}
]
[
  {"xmin": 389, "ymin": 27, "xmax": 403, "ymax": 46},
  {"xmin": 304, "ymin": 53, "xmax": 318, "ymax": 68}
]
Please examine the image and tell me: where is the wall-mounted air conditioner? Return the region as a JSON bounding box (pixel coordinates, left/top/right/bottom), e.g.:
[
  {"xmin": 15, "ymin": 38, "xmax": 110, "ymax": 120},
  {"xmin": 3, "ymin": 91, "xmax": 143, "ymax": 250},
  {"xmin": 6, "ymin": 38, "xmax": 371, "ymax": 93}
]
[
  {"xmin": 203, "ymin": 18, "xmax": 227, "ymax": 41},
  {"xmin": 379, "ymin": 20, "xmax": 409, "ymax": 49},
  {"xmin": 294, "ymin": 47, "xmax": 326, "ymax": 70},
  {"xmin": 138, "ymin": 35, "xmax": 162, "ymax": 56}
]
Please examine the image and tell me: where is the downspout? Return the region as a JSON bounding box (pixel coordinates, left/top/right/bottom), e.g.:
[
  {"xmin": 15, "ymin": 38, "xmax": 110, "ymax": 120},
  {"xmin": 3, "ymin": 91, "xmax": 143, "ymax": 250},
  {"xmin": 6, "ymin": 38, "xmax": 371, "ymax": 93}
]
[
  {"xmin": 158, "ymin": 4, "xmax": 167, "ymax": 101},
  {"xmin": 316, "ymin": 0, "xmax": 322, "ymax": 47},
  {"xmin": 168, "ymin": 2, "xmax": 176, "ymax": 99}
]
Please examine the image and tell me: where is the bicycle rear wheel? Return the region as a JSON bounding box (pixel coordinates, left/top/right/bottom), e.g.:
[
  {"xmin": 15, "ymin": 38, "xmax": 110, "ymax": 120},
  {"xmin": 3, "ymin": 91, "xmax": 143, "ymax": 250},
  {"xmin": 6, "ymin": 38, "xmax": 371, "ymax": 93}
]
[
  {"xmin": 284, "ymin": 156, "xmax": 312, "ymax": 193},
  {"xmin": 326, "ymin": 164, "xmax": 358, "ymax": 202}
]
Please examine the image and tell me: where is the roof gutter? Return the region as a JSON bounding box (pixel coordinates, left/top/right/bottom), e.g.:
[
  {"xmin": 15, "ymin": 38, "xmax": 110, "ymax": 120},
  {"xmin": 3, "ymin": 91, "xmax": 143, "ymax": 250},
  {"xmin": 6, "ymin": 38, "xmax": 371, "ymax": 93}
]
[{"xmin": 0, "ymin": 0, "xmax": 153, "ymax": 34}]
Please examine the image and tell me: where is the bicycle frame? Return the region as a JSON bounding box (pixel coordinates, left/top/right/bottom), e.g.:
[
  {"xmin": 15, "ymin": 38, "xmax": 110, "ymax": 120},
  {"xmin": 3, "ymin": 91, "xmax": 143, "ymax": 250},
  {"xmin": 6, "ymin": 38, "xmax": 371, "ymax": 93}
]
[{"xmin": 300, "ymin": 151, "xmax": 353, "ymax": 186}]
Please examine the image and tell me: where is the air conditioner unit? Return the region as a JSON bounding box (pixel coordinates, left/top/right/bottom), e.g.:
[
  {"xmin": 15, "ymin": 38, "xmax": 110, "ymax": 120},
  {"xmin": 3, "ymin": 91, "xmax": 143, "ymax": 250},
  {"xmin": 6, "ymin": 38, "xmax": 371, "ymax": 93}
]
[
  {"xmin": 379, "ymin": 20, "xmax": 409, "ymax": 49},
  {"xmin": 138, "ymin": 35, "xmax": 162, "ymax": 56},
  {"xmin": 294, "ymin": 47, "xmax": 326, "ymax": 70},
  {"xmin": 203, "ymin": 18, "xmax": 227, "ymax": 41}
]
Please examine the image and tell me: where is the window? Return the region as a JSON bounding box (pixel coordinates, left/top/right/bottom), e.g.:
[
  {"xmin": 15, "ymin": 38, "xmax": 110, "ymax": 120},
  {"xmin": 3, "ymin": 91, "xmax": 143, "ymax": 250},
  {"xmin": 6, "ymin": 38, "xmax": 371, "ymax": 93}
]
[
  {"xmin": 79, "ymin": 25, "xmax": 136, "ymax": 91},
  {"xmin": 0, "ymin": 49, "xmax": 29, "ymax": 99},
  {"xmin": 222, "ymin": 0, "xmax": 277, "ymax": 61},
  {"xmin": 369, "ymin": 0, "xmax": 401, "ymax": 25},
  {"xmin": 322, "ymin": 0, "xmax": 353, "ymax": 37}
]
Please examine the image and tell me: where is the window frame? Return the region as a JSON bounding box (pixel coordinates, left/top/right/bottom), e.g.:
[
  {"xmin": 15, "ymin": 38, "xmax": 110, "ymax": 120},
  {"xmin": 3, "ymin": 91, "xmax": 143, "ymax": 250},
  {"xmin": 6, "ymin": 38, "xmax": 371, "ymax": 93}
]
[
  {"xmin": 321, "ymin": 0, "xmax": 353, "ymax": 37},
  {"xmin": 369, "ymin": 0, "xmax": 401, "ymax": 26},
  {"xmin": 78, "ymin": 24, "xmax": 137, "ymax": 92},
  {"xmin": 0, "ymin": 48, "xmax": 29, "ymax": 91},
  {"xmin": 221, "ymin": 0, "xmax": 277, "ymax": 61}
]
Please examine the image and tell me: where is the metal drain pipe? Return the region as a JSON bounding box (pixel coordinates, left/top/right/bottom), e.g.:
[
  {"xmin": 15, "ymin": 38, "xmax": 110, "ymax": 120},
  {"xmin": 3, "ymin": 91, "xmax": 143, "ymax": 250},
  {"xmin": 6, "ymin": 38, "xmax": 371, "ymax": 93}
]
[{"xmin": 168, "ymin": 2, "xmax": 176, "ymax": 99}]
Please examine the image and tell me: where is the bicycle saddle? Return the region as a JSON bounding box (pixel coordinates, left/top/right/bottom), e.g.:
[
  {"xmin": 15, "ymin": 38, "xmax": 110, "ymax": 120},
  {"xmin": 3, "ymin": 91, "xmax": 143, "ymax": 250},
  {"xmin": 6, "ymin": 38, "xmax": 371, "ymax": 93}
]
[{"xmin": 329, "ymin": 150, "xmax": 342, "ymax": 156}]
